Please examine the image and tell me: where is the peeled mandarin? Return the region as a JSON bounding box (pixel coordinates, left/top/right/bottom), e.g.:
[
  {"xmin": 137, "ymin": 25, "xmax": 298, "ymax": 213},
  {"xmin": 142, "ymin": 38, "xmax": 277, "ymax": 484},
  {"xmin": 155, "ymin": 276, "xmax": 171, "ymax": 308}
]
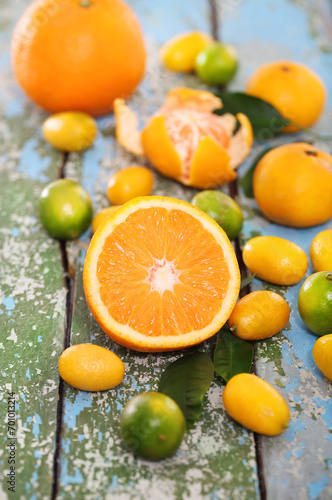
[
  {"xmin": 223, "ymin": 373, "xmax": 290, "ymax": 436},
  {"xmin": 242, "ymin": 236, "xmax": 308, "ymax": 286},
  {"xmin": 309, "ymin": 229, "xmax": 332, "ymax": 272},
  {"xmin": 313, "ymin": 334, "xmax": 332, "ymax": 380},
  {"xmin": 91, "ymin": 206, "xmax": 121, "ymax": 234},
  {"xmin": 228, "ymin": 291, "xmax": 290, "ymax": 341},
  {"xmin": 59, "ymin": 344, "xmax": 125, "ymax": 391}
]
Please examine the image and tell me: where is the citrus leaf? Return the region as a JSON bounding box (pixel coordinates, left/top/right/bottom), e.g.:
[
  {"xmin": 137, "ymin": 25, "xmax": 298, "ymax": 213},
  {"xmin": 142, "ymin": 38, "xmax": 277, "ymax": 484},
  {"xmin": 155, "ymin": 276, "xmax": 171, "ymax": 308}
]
[
  {"xmin": 158, "ymin": 352, "xmax": 214, "ymax": 429},
  {"xmin": 214, "ymin": 327, "xmax": 254, "ymax": 383},
  {"xmin": 240, "ymin": 273, "xmax": 257, "ymax": 290},
  {"xmin": 214, "ymin": 92, "xmax": 291, "ymax": 139},
  {"xmin": 240, "ymin": 147, "xmax": 273, "ymax": 197}
]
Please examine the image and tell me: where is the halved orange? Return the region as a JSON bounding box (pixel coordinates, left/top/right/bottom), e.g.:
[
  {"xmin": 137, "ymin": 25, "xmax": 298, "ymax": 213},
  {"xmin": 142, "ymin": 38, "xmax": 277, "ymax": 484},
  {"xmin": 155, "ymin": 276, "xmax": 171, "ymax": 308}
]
[
  {"xmin": 83, "ymin": 196, "xmax": 240, "ymax": 352},
  {"xmin": 114, "ymin": 88, "xmax": 253, "ymax": 189}
]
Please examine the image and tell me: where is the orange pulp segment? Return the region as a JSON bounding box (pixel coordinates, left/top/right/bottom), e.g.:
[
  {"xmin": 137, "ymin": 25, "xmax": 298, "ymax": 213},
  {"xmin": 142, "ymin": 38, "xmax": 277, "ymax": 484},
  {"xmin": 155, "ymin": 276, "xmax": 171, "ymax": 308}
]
[{"xmin": 83, "ymin": 196, "xmax": 240, "ymax": 351}]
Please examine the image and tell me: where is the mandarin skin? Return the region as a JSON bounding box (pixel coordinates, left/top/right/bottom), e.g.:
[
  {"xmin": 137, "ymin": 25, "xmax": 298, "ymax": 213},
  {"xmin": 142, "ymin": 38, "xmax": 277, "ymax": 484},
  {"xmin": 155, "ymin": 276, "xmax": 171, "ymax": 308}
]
[
  {"xmin": 228, "ymin": 291, "xmax": 290, "ymax": 340},
  {"xmin": 242, "ymin": 236, "xmax": 308, "ymax": 286},
  {"xmin": 58, "ymin": 344, "xmax": 125, "ymax": 391},
  {"xmin": 223, "ymin": 373, "xmax": 290, "ymax": 436},
  {"xmin": 312, "ymin": 334, "xmax": 332, "ymax": 380}
]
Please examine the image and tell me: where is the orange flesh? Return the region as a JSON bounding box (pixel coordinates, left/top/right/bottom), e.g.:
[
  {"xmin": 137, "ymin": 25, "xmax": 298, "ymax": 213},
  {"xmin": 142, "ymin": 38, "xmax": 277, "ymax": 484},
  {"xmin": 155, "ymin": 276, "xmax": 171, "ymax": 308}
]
[
  {"xmin": 97, "ymin": 207, "xmax": 230, "ymax": 337},
  {"xmin": 162, "ymin": 109, "xmax": 230, "ymax": 178}
]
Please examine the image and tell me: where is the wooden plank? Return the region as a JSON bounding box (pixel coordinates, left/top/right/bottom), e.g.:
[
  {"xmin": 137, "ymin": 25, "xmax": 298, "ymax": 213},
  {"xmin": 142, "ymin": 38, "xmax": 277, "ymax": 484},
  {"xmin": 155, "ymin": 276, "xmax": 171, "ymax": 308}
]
[
  {"xmin": 0, "ymin": 2, "xmax": 67, "ymax": 498},
  {"xmin": 216, "ymin": 0, "xmax": 332, "ymax": 498},
  {"xmin": 57, "ymin": 1, "xmax": 260, "ymax": 498}
]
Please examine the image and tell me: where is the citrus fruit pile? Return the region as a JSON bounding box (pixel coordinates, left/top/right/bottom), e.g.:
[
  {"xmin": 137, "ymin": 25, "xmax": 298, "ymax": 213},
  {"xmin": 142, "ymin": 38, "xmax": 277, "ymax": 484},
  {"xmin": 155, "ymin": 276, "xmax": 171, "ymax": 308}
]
[
  {"xmin": 13, "ymin": 0, "xmax": 331, "ymax": 464},
  {"xmin": 160, "ymin": 31, "xmax": 239, "ymax": 86}
]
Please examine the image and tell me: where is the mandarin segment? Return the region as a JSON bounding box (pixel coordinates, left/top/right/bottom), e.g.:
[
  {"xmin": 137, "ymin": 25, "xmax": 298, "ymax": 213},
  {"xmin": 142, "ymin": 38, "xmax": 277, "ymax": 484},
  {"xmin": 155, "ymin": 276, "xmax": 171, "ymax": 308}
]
[{"xmin": 83, "ymin": 196, "xmax": 240, "ymax": 351}]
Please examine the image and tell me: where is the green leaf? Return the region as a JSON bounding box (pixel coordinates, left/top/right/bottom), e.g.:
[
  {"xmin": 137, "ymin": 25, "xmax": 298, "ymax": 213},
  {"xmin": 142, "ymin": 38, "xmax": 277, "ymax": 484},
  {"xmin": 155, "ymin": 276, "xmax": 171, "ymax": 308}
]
[
  {"xmin": 214, "ymin": 327, "xmax": 254, "ymax": 383},
  {"xmin": 240, "ymin": 147, "xmax": 274, "ymax": 197},
  {"xmin": 240, "ymin": 273, "xmax": 257, "ymax": 290},
  {"xmin": 214, "ymin": 92, "xmax": 291, "ymax": 139},
  {"xmin": 158, "ymin": 352, "xmax": 214, "ymax": 429}
]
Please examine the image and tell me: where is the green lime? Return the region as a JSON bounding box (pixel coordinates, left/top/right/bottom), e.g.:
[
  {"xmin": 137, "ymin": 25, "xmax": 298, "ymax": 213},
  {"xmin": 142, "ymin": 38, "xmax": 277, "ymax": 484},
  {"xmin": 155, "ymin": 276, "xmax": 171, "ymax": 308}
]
[
  {"xmin": 38, "ymin": 179, "xmax": 93, "ymax": 240},
  {"xmin": 195, "ymin": 42, "xmax": 238, "ymax": 85},
  {"xmin": 191, "ymin": 190, "xmax": 243, "ymax": 240},
  {"xmin": 120, "ymin": 392, "xmax": 186, "ymax": 461},
  {"xmin": 298, "ymin": 271, "xmax": 332, "ymax": 336}
]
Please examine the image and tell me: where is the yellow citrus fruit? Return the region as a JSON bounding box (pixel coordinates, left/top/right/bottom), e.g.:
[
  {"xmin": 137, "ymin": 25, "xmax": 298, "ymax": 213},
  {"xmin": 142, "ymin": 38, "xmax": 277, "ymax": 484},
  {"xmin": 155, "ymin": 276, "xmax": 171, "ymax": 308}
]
[
  {"xmin": 91, "ymin": 206, "xmax": 121, "ymax": 234},
  {"xmin": 228, "ymin": 291, "xmax": 290, "ymax": 341},
  {"xmin": 242, "ymin": 236, "xmax": 308, "ymax": 286},
  {"xmin": 114, "ymin": 88, "xmax": 253, "ymax": 189},
  {"xmin": 253, "ymin": 143, "xmax": 332, "ymax": 228},
  {"xmin": 121, "ymin": 392, "xmax": 186, "ymax": 460},
  {"xmin": 298, "ymin": 271, "xmax": 332, "ymax": 336},
  {"xmin": 58, "ymin": 344, "xmax": 125, "ymax": 391},
  {"xmin": 223, "ymin": 373, "xmax": 290, "ymax": 436},
  {"xmin": 246, "ymin": 60, "xmax": 326, "ymax": 132},
  {"xmin": 83, "ymin": 196, "xmax": 240, "ymax": 352},
  {"xmin": 11, "ymin": 0, "xmax": 146, "ymax": 116},
  {"xmin": 160, "ymin": 31, "xmax": 212, "ymax": 73},
  {"xmin": 312, "ymin": 334, "xmax": 332, "ymax": 380},
  {"xmin": 107, "ymin": 166, "xmax": 153, "ymax": 205},
  {"xmin": 42, "ymin": 112, "xmax": 97, "ymax": 152},
  {"xmin": 309, "ymin": 229, "xmax": 332, "ymax": 272}
]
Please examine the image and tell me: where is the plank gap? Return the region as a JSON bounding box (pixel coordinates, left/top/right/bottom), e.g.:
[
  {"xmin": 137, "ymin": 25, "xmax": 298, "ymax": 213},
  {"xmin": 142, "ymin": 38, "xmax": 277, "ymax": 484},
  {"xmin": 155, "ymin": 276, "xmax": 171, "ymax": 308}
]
[
  {"xmin": 58, "ymin": 152, "xmax": 69, "ymax": 179},
  {"xmin": 51, "ymin": 236, "xmax": 76, "ymax": 499},
  {"xmin": 208, "ymin": 0, "xmax": 220, "ymax": 40}
]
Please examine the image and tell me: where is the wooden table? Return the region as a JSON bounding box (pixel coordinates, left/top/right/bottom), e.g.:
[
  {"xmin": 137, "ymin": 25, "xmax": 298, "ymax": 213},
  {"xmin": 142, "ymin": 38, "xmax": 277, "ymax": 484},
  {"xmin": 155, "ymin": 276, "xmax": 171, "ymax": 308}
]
[{"xmin": 1, "ymin": 1, "xmax": 332, "ymax": 499}]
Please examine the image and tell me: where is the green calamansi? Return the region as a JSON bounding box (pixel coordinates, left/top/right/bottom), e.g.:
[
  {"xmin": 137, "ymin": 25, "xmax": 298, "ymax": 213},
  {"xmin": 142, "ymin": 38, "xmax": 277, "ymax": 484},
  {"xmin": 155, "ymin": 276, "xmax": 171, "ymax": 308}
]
[{"xmin": 39, "ymin": 179, "xmax": 93, "ymax": 240}]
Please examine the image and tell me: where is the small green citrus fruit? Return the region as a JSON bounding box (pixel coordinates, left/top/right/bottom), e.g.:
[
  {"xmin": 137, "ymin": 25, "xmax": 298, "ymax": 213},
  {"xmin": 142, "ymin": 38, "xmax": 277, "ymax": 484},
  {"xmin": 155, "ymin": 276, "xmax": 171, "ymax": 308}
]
[
  {"xmin": 191, "ymin": 190, "xmax": 243, "ymax": 240},
  {"xmin": 195, "ymin": 43, "xmax": 238, "ymax": 85},
  {"xmin": 39, "ymin": 179, "xmax": 93, "ymax": 240},
  {"xmin": 120, "ymin": 392, "xmax": 186, "ymax": 461},
  {"xmin": 298, "ymin": 271, "xmax": 332, "ymax": 336}
]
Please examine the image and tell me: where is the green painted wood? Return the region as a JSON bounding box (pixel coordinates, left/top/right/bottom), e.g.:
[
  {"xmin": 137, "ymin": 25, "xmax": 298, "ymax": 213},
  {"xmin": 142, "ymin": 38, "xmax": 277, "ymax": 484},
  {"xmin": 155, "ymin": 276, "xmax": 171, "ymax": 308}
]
[
  {"xmin": 217, "ymin": 0, "xmax": 332, "ymax": 498},
  {"xmin": 57, "ymin": 1, "xmax": 260, "ymax": 498},
  {"xmin": 0, "ymin": 2, "xmax": 67, "ymax": 498}
]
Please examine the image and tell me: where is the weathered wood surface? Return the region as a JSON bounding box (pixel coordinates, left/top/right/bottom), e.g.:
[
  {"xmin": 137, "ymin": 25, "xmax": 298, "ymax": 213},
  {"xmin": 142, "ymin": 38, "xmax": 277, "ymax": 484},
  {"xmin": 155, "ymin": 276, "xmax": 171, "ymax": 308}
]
[
  {"xmin": 0, "ymin": 2, "xmax": 66, "ymax": 499},
  {"xmin": 0, "ymin": 0, "xmax": 331, "ymax": 499}
]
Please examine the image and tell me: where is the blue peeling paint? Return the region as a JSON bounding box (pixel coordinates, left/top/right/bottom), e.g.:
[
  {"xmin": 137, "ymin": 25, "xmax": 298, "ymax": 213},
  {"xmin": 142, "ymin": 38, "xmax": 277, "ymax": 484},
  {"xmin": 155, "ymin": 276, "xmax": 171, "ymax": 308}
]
[
  {"xmin": 2, "ymin": 297, "xmax": 15, "ymax": 310},
  {"xmin": 32, "ymin": 413, "xmax": 42, "ymax": 439},
  {"xmin": 63, "ymin": 392, "xmax": 93, "ymax": 428},
  {"xmin": 17, "ymin": 139, "xmax": 51, "ymax": 182},
  {"xmin": 309, "ymin": 475, "xmax": 328, "ymax": 499},
  {"xmin": 60, "ymin": 458, "xmax": 84, "ymax": 486}
]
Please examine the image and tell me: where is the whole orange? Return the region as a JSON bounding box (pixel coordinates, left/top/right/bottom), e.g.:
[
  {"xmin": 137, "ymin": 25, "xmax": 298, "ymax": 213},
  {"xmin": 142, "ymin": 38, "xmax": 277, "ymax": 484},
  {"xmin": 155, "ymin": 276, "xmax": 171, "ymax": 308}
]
[
  {"xmin": 253, "ymin": 143, "xmax": 332, "ymax": 228},
  {"xmin": 11, "ymin": 0, "xmax": 146, "ymax": 116},
  {"xmin": 246, "ymin": 61, "xmax": 326, "ymax": 132}
]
